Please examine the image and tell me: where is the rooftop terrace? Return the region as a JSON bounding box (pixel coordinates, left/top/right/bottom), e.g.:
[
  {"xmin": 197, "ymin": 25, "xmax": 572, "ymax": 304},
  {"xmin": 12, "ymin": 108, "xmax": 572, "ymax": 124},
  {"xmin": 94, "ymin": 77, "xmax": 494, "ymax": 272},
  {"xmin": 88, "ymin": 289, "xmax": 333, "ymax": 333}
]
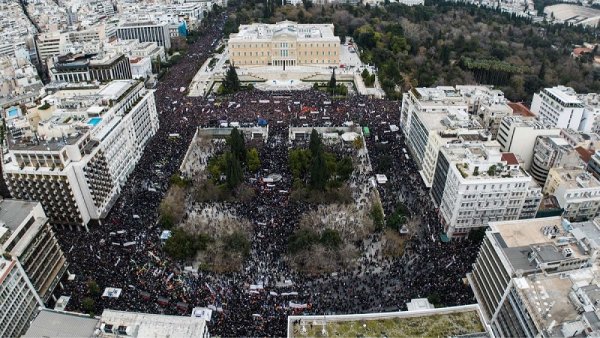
[{"xmin": 288, "ymin": 305, "xmax": 487, "ymax": 337}]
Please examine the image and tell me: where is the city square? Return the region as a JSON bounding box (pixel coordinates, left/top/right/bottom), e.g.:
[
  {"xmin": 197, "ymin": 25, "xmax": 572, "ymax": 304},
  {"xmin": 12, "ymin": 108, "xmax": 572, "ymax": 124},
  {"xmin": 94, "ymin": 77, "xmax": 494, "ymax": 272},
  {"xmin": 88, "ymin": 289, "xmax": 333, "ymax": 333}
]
[
  {"xmin": 2, "ymin": 0, "xmax": 600, "ymax": 336},
  {"xmin": 41, "ymin": 10, "xmax": 481, "ymax": 337}
]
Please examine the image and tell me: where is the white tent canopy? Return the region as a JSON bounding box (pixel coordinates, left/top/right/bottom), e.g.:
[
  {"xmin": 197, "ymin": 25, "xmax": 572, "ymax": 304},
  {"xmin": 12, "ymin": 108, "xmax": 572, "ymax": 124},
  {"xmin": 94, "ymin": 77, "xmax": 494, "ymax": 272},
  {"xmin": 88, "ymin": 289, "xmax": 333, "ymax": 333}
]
[{"xmin": 341, "ymin": 132, "xmax": 359, "ymax": 142}]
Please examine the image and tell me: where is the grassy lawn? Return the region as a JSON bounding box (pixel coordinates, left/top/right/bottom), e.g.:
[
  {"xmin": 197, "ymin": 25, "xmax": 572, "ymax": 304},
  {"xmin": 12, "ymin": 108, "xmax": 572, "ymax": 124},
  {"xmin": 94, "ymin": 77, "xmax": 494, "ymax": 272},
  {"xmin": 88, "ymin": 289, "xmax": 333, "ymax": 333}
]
[{"xmin": 291, "ymin": 310, "xmax": 485, "ymax": 337}]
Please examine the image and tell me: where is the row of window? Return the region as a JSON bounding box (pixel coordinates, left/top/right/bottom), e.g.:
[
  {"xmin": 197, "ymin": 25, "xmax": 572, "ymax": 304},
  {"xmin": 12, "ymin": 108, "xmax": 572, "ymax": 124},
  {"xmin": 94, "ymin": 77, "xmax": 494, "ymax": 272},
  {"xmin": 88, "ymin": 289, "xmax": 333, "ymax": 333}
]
[
  {"xmin": 233, "ymin": 50, "xmax": 337, "ymax": 57},
  {"xmin": 231, "ymin": 42, "xmax": 337, "ymax": 49}
]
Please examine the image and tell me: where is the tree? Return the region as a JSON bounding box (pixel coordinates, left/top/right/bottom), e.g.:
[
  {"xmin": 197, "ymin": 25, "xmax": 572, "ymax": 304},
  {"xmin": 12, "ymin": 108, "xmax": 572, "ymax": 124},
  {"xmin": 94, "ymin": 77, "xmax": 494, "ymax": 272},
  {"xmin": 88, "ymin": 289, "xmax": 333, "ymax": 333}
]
[
  {"xmin": 361, "ymin": 68, "xmax": 370, "ymax": 79},
  {"xmin": 164, "ymin": 229, "xmax": 200, "ymax": 260},
  {"xmin": 223, "ymin": 231, "xmax": 251, "ymax": 256},
  {"xmin": 538, "ymin": 61, "xmax": 546, "ymax": 81},
  {"xmin": 328, "ymin": 68, "xmax": 337, "ymax": 95},
  {"xmin": 225, "ymin": 151, "xmax": 243, "ymax": 190},
  {"xmin": 81, "ymin": 297, "xmax": 95, "ymax": 314},
  {"xmin": 247, "ymin": 148, "xmax": 261, "ymax": 172},
  {"xmin": 223, "ymin": 64, "xmax": 241, "ymax": 94},
  {"xmin": 87, "ymin": 280, "xmax": 100, "ymax": 296},
  {"xmin": 468, "ymin": 227, "xmax": 487, "ymax": 242},
  {"xmin": 309, "ymin": 129, "xmax": 322, "ymax": 157},
  {"xmin": 310, "ymin": 149, "xmax": 329, "ymax": 191},
  {"xmin": 289, "ymin": 149, "xmax": 311, "ymax": 184},
  {"xmin": 320, "ymin": 229, "xmax": 342, "ymax": 249},
  {"xmin": 288, "ymin": 228, "xmax": 319, "ymax": 254},
  {"xmin": 228, "ymin": 127, "xmax": 246, "ymax": 163},
  {"xmin": 371, "ymin": 202, "xmax": 385, "ymax": 231},
  {"xmin": 336, "ymin": 156, "xmax": 353, "ymax": 181},
  {"xmin": 308, "ymin": 130, "xmax": 328, "ymax": 190}
]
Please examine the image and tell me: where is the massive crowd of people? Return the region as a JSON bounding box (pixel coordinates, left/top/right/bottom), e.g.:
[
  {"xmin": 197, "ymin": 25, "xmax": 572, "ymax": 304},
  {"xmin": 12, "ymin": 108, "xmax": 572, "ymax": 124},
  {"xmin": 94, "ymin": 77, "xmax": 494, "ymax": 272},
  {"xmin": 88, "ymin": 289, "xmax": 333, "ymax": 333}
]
[{"xmin": 56, "ymin": 8, "xmax": 483, "ymax": 337}]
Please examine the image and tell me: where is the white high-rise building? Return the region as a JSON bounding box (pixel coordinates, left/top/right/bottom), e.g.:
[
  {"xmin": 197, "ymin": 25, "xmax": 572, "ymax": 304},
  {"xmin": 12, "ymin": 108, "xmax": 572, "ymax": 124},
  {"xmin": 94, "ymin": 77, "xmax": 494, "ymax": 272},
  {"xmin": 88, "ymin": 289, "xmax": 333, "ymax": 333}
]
[
  {"xmin": 2, "ymin": 80, "xmax": 159, "ymax": 229},
  {"xmin": 529, "ymin": 136, "xmax": 583, "ymax": 185},
  {"xmin": 497, "ymin": 116, "xmax": 561, "ymax": 170},
  {"xmin": 0, "ymin": 257, "xmax": 44, "ymax": 338},
  {"xmin": 468, "ymin": 216, "xmax": 600, "ymax": 337},
  {"xmin": 400, "ymin": 86, "xmax": 495, "ymax": 187},
  {"xmin": 531, "ymin": 86, "xmax": 585, "ymax": 130},
  {"xmin": 431, "ymin": 143, "xmax": 541, "ymax": 238},
  {"xmin": 0, "ymin": 200, "xmax": 68, "ymax": 303}
]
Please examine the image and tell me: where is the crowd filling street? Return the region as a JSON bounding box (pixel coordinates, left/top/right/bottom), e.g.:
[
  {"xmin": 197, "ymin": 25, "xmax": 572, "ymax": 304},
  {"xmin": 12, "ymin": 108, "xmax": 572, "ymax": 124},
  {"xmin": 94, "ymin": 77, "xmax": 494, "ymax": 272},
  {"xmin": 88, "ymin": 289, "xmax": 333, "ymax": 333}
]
[{"xmin": 56, "ymin": 9, "xmax": 483, "ymax": 337}]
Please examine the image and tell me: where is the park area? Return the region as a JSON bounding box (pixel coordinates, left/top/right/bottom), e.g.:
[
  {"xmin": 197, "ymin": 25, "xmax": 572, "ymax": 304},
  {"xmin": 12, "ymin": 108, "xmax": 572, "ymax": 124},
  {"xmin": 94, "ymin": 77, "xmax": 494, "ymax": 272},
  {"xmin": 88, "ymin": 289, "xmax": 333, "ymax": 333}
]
[{"xmin": 157, "ymin": 125, "xmax": 406, "ymax": 275}]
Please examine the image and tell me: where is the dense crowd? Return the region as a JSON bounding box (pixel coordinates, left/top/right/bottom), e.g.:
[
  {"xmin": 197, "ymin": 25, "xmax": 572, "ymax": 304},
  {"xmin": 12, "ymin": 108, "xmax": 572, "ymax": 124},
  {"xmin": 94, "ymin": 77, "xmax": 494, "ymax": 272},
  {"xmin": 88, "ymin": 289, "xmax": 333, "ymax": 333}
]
[{"xmin": 56, "ymin": 8, "xmax": 482, "ymax": 337}]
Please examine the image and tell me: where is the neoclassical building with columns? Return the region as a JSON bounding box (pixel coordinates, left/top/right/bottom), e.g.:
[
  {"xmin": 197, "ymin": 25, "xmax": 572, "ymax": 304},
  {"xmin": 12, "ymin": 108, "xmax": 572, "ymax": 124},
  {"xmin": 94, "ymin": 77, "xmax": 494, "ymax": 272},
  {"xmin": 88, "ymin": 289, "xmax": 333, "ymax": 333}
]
[{"xmin": 227, "ymin": 21, "xmax": 340, "ymax": 67}]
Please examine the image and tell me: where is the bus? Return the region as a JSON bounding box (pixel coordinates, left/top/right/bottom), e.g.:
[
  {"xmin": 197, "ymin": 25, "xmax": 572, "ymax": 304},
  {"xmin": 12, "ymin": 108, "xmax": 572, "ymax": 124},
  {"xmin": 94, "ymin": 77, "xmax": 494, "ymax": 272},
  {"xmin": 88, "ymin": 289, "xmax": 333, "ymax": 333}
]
[{"xmin": 363, "ymin": 126, "xmax": 370, "ymax": 137}]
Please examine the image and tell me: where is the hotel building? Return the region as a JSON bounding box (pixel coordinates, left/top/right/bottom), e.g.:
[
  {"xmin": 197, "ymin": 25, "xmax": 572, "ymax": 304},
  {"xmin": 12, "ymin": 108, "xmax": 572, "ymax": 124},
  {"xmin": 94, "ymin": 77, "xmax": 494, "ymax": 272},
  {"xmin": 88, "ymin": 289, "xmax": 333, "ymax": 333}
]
[{"xmin": 2, "ymin": 80, "xmax": 159, "ymax": 228}]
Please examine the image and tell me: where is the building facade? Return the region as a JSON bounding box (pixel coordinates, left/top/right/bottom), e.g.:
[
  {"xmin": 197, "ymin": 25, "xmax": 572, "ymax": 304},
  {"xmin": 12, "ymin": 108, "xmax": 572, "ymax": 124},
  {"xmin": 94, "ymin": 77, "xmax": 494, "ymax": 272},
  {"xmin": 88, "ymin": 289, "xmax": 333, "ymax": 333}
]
[
  {"xmin": 0, "ymin": 200, "xmax": 68, "ymax": 303},
  {"xmin": 3, "ymin": 80, "xmax": 159, "ymax": 228},
  {"xmin": 432, "ymin": 144, "xmax": 541, "ymax": 238},
  {"xmin": 116, "ymin": 22, "xmax": 171, "ymax": 50},
  {"xmin": 531, "ymin": 86, "xmax": 585, "ymax": 130},
  {"xmin": 468, "ymin": 217, "xmax": 600, "ymax": 337},
  {"xmin": 0, "ymin": 257, "xmax": 44, "ymax": 338},
  {"xmin": 49, "ymin": 53, "xmax": 132, "ymax": 83},
  {"xmin": 228, "ymin": 21, "xmax": 340, "ymax": 67},
  {"xmin": 544, "ymin": 167, "xmax": 600, "ymax": 222},
  {"xmin": 530, "ymin": 136, "xmax": 581, "ymax": 185},
  {"xmin": 497, "ymin": 116, "xmax": 561, "ymax": 170}
]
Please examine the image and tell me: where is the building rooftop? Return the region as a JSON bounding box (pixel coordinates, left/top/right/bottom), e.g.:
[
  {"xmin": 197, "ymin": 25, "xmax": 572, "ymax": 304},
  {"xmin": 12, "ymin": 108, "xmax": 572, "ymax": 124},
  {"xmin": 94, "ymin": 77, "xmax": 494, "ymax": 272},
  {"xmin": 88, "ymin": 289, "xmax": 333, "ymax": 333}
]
[
  {"xmin": 576, "ymin": 146, "xmax": 594, "ymax": 163},
  {"xmin": 552, "ymin": 167, "xmax": 600, "ymax": 190},
  {"xmin": 287, "ymin": 304, "xmax": 487, "ymax": 337},
  {"xmin": 230, "ymin": 21, "xmax": 338, "ymax": 41},
  {"xmin": 411, "ymin": 86, "xmax": 469, "ymax": 107},
  {"xmin": 444, "ymin": 144, "xmax": 530, "ymax": 180},
  {"xmin": 5, "ymin": 80, "xmax": 142, "ymax": 152},
  {"xmin": 514, "ymin": 273, "xmax": 580, "ymax": 335},
  {"xmin": 120, "ymin": 21, "xmax": 166, "ymax": 27},
  {"xmin": 100, "ymin": 309, "xmax": 207, "ymax": 338},
  {"xmin": 501, "ymin": 152, "xmax": 519, "ymax": 165},
  {"xmin": 23, "ymin": 309, "xmax": 100, "ymax": 338},
  {"xmin": 0, "ymin": 199, "xmax": 37, "ymax": 232},
  {"xmin": 545, "ymin": 86, "xmax": 584, "ymax": 106},
  {"xmin": 508, "ymin": 102, "xmax": 535, "ymax": 117},
  {"xmin": 501, "ymin": 115, "xmax": 555, "ymax": 129},
  {"xmin": 488, "ymin": 216, "xmax": 600, "ymax": 275}
]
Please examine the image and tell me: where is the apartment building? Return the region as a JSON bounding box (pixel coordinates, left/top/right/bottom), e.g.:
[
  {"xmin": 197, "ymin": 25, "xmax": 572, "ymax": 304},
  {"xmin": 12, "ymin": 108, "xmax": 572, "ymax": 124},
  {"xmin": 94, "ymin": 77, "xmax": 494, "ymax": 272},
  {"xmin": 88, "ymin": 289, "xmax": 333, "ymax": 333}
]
[
  {"xmin": 531, "ymin": 86, "xmax": 586, "ymax": 130},
  {"xmin": 544, "ymin": 167, "xmax": 600, "ymax": 222},
  {"xmin": 431, "ymin": 143, "xmax": 541, "ymax": 238},
  {"xmin": 468, "ymin": 216, "xmax": 600, "ymax": 337},
  {"xmin": 228, "ymin": 21, "xmax": 340, "ymax": 67},
  {"xmin": 455, "ymin": 85, "xmax": 513, "ymax": 140},
  {"xmin": 2, "ymin": 80, "xmax": 159, "ymax": 228},
  {"xmin": 49, "ymin": 52, "xmax": 132, "ymax": 83},
  {"xmin": 0, "ymin": 257, "xmax": 44, "ymax": 338},
  {"xmin": 588, "ymin": 150, "xmax": 600, "ymax": 179},
  {"xmin": 530, "ymin": 136, "xmax": 582, "ymax": 185},
  {"xmin": 409, "ymin": 109, "xmax": 491, "ymax": 187},
  {"xmin": 0, "ymin": 199, "xmax": 67, "ymax": 303},
  {"xmin": 36, "ymin": 32, "xmax": 69, "ymax": 62},
  {"xmin": 116, "ymin": 21, "xmax": 171, "ymax": 50},
  {"xmin": 497, "ymin": 116, "xmax": 561, "ymax": 170}
]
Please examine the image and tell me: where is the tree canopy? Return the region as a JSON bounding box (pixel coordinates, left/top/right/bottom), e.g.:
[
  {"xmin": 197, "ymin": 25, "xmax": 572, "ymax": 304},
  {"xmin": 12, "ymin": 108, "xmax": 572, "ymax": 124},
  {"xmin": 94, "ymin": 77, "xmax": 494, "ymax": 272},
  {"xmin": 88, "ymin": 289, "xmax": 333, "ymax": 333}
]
[
  {"xmin": 233, "ymin": 1, "xmax": 600, "ymax": 101},
  {"xmin": 222, "ymin": 64, "xmax": 241, "ymax": 94}
]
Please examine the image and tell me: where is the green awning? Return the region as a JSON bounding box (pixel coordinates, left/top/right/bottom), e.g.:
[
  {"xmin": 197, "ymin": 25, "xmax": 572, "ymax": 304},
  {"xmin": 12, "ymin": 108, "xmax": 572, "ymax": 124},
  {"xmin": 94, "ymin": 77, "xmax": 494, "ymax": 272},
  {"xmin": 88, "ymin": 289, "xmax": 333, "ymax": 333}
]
[{"xmin": 440, "ymin": 233, "xmax": 450, "ymax": 242}]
